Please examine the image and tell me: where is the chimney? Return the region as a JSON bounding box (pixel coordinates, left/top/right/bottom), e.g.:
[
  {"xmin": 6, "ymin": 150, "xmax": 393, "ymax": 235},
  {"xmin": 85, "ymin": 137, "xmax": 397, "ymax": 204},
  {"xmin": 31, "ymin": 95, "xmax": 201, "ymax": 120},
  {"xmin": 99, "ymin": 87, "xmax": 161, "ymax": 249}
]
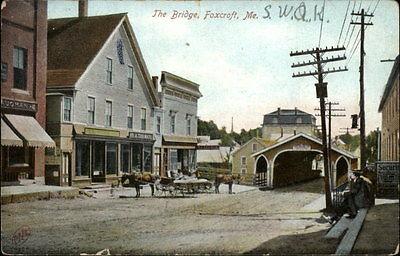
[
  {"xmin": 79, "ymin": 0, "xmax": 88, "ymax": 17},
  {"xmin": 152, "ymin": 76, "xmax": 159, "ymax": 91},
  {"xmin": 277, "ymin": 107, "xmax": 281, "ymax": 117},
  {"xmin": 295, "ymin": 107, "xmax": 298, "ymax": 115}
]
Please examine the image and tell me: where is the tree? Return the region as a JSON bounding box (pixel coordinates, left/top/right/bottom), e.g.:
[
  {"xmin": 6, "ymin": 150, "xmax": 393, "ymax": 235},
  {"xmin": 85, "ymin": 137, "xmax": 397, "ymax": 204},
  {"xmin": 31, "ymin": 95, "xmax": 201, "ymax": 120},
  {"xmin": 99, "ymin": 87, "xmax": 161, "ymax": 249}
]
[{"xmin": 366, "ymin": 130, "xmax": 378, "ymax": 163}]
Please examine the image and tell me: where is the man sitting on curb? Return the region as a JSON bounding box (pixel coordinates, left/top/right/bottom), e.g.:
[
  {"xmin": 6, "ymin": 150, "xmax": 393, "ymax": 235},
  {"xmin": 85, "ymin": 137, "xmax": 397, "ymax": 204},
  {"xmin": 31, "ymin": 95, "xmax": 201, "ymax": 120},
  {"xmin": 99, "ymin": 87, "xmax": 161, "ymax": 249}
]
[{"xmin": 342, "ymin": 171, "xmax": 374, "ymax": 219}]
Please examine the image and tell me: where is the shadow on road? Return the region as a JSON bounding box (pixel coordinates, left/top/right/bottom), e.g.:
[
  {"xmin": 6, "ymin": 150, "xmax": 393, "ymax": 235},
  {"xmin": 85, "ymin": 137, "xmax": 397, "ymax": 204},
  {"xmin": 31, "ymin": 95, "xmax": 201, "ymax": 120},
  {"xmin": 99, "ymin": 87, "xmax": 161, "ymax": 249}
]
[
  {"xmin": 273, "ymin": 178, "xmax": 325, "ymax": 194},
  {"xmin": 244, "ymin": 229, "xmax": 338, "ymax": 255}
]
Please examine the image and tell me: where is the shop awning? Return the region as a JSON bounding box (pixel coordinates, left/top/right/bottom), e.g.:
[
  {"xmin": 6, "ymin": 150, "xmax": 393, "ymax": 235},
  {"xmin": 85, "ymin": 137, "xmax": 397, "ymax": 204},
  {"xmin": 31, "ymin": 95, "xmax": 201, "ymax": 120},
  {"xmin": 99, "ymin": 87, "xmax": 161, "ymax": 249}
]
[
  {"xmin": 163, "ymin": 135, "xmax": 198, "ymax": 144},
  {"xmin": 1, "ymin": 118, "xmax": 23, "ymax": 147},
  {"xmin": 5, "ymin": 114, "xmax": 55, "ymax": 148}
]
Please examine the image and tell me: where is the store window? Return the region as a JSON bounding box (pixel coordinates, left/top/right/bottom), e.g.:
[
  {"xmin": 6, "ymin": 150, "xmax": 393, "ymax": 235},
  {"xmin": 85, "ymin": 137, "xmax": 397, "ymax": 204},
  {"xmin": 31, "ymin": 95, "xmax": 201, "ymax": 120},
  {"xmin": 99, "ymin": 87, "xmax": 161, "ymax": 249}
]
[
  {"xmin": 87, "ymin": 97, "xmax": 95, "ymax": 124},
  {"xmin": 132, "ymin": 144, "xmax": 143, "ymax": 172},
  {"xmin": 9, "ymin": 147, "xmax": 28, "ymax": 167},
  {"xmin": 106, "ymin": 143, "xmax": 118, "ymax": 175},
  {"xmin": 143, "ymin": 145, "xmax": 152, "ymax": 172},
  {"xmin": 63, "ymin": 97, "xmax": 72, "ymax": 122},
  {"xmin": 13, "ymin": 47, "xmax": 27, "ymax": 90},
  {"xmin": 128, "ymin": 65, "xmax": 133, "ymax": 89},
  {"xmin": 121, "ymin": 144, "xmax": 130, "ymax": 173},
  {"xmin": 141, "ymin": 108, "xmax": 146, "ymax": 130},
  {"xmin": 169, "ymin": 149, "xmax": 178, "ymax": 171},
  {"xmin": 105, "ymin": 101, "xmax": 112, "ymax": 127},
  {"xmin": 76, "ymin": 140, "xmax": 90, "ymax": 176},
  {"xmin": 127, "ymin": 105, "xmax": 133, "ymax": 129},
  {"xmin": 93, "ymin": 141, "xmax": 105, "ymax": 175},
  {"xmin": 106, "ymin": 58, "xmax": 113, "ymax": 84}
]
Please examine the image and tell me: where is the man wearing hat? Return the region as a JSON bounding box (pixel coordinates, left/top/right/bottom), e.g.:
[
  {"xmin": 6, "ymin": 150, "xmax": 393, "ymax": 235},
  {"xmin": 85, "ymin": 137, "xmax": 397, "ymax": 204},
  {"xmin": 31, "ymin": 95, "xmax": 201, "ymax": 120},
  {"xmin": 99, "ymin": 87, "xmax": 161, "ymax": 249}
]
[{"xmin": 343, "ymin": 170, "xmax": 373, "ymax": 218}]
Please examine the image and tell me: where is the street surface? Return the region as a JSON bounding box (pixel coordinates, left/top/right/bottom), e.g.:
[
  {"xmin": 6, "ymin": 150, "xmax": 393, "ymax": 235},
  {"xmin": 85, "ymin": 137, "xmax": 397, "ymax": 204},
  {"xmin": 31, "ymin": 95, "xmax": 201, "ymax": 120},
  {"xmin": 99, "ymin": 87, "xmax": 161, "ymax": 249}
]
[{"xmin": 1, "ymin": 179, "xmax": 333, "ymax": 255}]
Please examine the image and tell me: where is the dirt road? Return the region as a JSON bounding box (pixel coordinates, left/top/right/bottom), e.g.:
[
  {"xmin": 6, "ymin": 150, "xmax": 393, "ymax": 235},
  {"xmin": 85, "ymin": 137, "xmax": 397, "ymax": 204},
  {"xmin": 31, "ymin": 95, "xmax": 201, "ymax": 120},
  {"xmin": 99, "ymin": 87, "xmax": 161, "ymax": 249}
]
[{"xmin": 1, "ymin": 179, "xmax": 329, "ymax": 255}]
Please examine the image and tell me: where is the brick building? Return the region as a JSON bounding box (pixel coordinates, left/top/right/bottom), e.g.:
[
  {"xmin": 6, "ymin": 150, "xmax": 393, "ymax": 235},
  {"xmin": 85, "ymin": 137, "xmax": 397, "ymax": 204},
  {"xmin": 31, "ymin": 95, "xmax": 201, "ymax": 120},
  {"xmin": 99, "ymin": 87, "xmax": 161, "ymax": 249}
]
[
  {"xmin": 378, "ymin": 55, "xmax": 399, "ymax": 161},
  {"xmin": 1, "ymin": 0, "xmax": 55, "ymax": 183}
]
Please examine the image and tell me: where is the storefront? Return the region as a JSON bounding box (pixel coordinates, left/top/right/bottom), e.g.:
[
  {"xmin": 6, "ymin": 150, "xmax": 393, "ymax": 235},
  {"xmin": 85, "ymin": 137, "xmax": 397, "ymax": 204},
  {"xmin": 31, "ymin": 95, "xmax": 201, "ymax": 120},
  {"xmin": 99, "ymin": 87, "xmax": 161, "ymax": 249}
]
[
  {"xmin": 71, "ymin": 126, "xmax": 154, "ymax": 187},
  {"xmin": 1, "ymin": 114, "xmax": 55, "ymax": 182},
  {"xmin": 161, "ymin": 135, "xmax": 197, "ymax": 177}
]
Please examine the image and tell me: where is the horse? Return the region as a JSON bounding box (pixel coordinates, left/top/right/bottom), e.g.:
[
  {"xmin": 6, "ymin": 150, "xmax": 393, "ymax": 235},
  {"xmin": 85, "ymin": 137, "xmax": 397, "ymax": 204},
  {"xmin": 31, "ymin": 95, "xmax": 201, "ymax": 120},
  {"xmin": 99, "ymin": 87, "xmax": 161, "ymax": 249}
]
[
  {"xmin": 214, "ymin": 173, "xmax": 242, "ymax": 194},
  {"xmin": 120, "ymin": 172, "xmax": 159, "ymax": 198}
]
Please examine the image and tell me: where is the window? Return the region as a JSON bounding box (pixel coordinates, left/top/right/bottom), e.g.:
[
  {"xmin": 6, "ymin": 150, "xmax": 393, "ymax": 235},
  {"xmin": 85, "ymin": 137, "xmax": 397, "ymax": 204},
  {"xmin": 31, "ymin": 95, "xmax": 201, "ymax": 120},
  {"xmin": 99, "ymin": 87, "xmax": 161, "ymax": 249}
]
[
  {"xmin": 252, "ymin": 143, "xmax": 257, "ymax": 152},
  {"xmin": 170, "ymin": 111, "xmax": 176, "ymax": 134},
  {"xmin": 241, "ymin": 168, "xmax": 246, "ymax": 174},
  {"xmin": 87, "ymin": 97, "xmax": 95, "ymax": 124},
  {"xmin": 140, "ymin": 108, "xmax": 146, "ymax": 130},
  {"xmin": 156, "ymin": 116, "xmax": 161, "ymax": 134},
  {"xmin": 13, "ymin": 47, "xmax": 27, "ymax": 89},
  {"xmin": 143, "ymin": 145, "xmax": 152, "ymax": 172},
  {"xmin": 128, "ymin": 66, "xmax": 133, "ymax": 89},
  {"xmin": 296, "ymin": 117, "xmax": 302, "ymax": 124},
  {"xmin": 106, "ymin": 58, "xmax": 113, "ymax": 84},
  {"xmin": 132, "ymin": 144, "xmax": 143, "ymax": 172},
  {"xmin": 127, "ymin": 105, "xmax": 133, "ymax": 129},
  {"xmin": 272, "ymin": 117, "xmax": 278, "ymax": 124},
  {"xmin": 9, "ymin": 147, "xmax": 28, "ymax": 167},
  {"xmin": 121, "ymin": 144, "xmax": 130, "ymax": 173},
  {"xmin": 186, "ymin": 114, "xmax": 191, "ymax": 135},
  {"xmin": 106, "ymin": 143, "xmax": 118, "ymax": 175},
  {"xmin": 63, "ymin": 97, "xmax": 72, "ymax": 122},
  {"xmin": 105, "ymin": 101, "xmax": 112, "ymax": 127},
  {"xmin": 75, "ymin": 140, "xmax": 90, "ymax": 176},
  {"xmin": 241, "ymin": 156, "xmax": 247, "ymax": 166}
]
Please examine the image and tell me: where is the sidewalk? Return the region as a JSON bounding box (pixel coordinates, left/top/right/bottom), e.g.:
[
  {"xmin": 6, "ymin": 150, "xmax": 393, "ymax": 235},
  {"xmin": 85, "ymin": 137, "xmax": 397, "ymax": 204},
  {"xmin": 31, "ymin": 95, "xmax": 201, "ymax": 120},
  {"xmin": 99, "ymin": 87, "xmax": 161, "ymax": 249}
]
[{"xmin": 1, "ymin": 184, "xmax": 79, "ymax": 204}]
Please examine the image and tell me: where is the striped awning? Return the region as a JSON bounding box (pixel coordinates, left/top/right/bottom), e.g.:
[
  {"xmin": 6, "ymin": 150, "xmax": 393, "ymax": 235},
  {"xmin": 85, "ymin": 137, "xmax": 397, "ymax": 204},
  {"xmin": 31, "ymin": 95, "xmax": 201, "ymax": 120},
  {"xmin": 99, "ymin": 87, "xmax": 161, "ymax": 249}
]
[
  {"xmin": 1, "ymin": 118, "xmax": 23, "ymax": 147},
  {"xmin": 5, "ymin": 114, "xmax": 55, "ymax": 148}
]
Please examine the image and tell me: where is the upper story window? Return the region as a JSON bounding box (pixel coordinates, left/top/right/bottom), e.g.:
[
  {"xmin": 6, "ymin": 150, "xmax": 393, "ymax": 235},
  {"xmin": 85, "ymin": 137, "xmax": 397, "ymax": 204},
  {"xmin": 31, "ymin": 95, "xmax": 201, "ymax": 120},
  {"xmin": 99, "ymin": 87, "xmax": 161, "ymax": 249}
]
[
  {"xmin": 241, "ymin": 156, "xmax": 247, "ymax": 166},
  {"xmin": 252, "ymin": 143, "xmax": 257, "ymax": 152},
  {"xmin": 63, "ymin": 97, "xmax": 72, "ymax": 122},
  {"xmin": 128, "ymin": 66, "xmax": 133, "ymax": 90},
  {"xmin": 105, "ymin": 101, "xmax": 112, "ymax": 127},
  {"xmin": 296, "ymin": 117, "xmax": 302, "ymax": 124},
  {"xmin": 156, "ymin": 116, "xmax": 161, "ymax": 134},
  {"xmin": 87, "ymin": 97, "xmax": 95, "ymax": 125},
  {"xmin": 186, "ymin": 114, "xmax": 192, "ymax": 136},
  {"xmin": 170, "ymin": 111, "xmax": 176, "ymax": 134},
  {"xmin": 127, "ymin": 105, "xmax": 133, "ymax": 129},
  {"xmin": 13, "ymin": 47, "xmax": 27, "ymax": 90},
  {"xmin": 106, "ymin": 58, "xmax": 113, "ymax": 84},
  {"xmin": 140, "ymin": 108, "xmax": 146, "ymax": 130}
]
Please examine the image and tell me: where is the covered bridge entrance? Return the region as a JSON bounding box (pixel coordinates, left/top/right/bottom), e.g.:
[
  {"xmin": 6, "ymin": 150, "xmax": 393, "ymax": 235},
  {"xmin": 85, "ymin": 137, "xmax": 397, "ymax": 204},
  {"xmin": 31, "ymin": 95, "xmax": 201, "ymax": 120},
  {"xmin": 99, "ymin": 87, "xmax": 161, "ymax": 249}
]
[{"xmin": 251, "ymin": 133, "xmax": 357, "ymax": 189}]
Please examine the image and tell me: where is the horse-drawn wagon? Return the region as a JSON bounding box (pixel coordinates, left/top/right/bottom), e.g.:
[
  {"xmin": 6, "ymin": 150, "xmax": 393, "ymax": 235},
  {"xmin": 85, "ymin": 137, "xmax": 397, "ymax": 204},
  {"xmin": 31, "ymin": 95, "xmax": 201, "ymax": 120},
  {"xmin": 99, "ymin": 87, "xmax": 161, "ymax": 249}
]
[{"xmin": 155, "ymin": 177, "xmax": 213, "ymax": 197}]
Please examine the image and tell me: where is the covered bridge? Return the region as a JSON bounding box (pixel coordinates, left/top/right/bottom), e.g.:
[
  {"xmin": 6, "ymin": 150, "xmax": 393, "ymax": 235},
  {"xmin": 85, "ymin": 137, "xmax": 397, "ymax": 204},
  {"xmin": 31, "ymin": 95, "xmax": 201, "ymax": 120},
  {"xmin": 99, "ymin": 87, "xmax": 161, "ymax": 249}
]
[{"xmin": 251, "ymin": 133, "xmax": 357, "ymax": 189}]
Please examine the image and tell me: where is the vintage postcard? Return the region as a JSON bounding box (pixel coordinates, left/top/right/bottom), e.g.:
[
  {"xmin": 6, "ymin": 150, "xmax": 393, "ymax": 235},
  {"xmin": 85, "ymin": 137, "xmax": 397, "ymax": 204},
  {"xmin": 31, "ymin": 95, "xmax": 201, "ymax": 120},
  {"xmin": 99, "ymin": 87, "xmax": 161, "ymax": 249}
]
[{"xmin": 1, "ymin": 0, "xmax": 399, "ymax": 255}]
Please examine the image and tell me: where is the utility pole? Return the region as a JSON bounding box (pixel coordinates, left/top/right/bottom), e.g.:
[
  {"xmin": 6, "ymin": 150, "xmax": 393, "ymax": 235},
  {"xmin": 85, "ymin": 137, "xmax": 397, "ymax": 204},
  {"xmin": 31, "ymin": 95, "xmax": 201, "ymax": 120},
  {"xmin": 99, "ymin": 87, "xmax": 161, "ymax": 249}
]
[
  {"xmin": 290, "ymin": 46, "xmax": 348, "ymax": 211},
  {"xmin": 351, "ymin": 9, "xmax": 373, "ymax": 171},
  {"xmin": 315, "ymin": 102, "xmax": 346, "ymax": 189}
]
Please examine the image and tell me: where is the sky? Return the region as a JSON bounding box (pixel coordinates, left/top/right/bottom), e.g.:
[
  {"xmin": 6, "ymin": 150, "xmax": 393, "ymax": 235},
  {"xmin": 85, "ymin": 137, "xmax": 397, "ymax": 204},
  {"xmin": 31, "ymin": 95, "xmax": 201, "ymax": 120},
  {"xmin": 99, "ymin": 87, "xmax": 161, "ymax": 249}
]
[{"xmin": 47, "ymin": 0, "xmax": 399, "ymax": 136}]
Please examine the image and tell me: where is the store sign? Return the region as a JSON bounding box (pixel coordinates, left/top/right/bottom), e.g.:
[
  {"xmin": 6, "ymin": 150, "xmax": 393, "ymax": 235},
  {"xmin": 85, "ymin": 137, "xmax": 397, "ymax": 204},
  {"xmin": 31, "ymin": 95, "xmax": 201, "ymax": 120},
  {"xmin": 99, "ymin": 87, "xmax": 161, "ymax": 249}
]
[
  {"xmin": 1, "ymin": 98, "xmax": 37, "ymax": 112},
  {"xmin": 129, "ymin": 132, "xmax": 153, "ymax": 141},
  {"xmin": 84, "ymin": 127, "xmax": 120, "ymax": 137},
  {"xmin": 376, "ymin": 161, "xmax": 399, "ymax": 197},
  {"xmin": 292, "ymin": 144, "xmax": 311, "ymax": 151}
]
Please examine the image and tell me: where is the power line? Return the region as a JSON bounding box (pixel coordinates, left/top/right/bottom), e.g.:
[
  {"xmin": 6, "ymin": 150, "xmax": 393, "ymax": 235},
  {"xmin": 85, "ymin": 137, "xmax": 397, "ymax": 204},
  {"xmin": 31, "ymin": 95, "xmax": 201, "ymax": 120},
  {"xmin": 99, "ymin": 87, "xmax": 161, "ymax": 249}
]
[
  {"xmin": 318, "ymin": 0, "xmax": 327, "ymax": 47},
  {"xmin": 343, "ymin": 0, "xmax": 357, "ymax": 46},
  {"xmin": 338, "ymin": 0, "xmax": 352, "ymax": 46},
  {"xmin": 345, "ymin": 1, "xmax": 362, "ymax": 51}
]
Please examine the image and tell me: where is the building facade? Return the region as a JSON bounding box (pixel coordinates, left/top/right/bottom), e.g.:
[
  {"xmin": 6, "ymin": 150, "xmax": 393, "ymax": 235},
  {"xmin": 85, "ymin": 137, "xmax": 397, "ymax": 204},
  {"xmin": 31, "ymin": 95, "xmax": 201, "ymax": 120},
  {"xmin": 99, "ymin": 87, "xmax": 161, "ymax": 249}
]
[
  {"xmin": 231, "ymin": 137, "xmax": 275, "ymax": 184},
  {"xmin": 262, "ymin": 108, "xmax": 316, "ymax": 140},
  {"xmin": 45, "ymin": 11, "xmax": 159, "ymax": 187},
  {"xmin": 1, "ymin": 0, "xmax": 55, "ymax": 184},
  {"xmin": 158, "ymin": 71, "xmax": 202, "ymax": 177},
  {"xmin": 378, "ymin": 55, "xmax": 399, "ymax": 162}
]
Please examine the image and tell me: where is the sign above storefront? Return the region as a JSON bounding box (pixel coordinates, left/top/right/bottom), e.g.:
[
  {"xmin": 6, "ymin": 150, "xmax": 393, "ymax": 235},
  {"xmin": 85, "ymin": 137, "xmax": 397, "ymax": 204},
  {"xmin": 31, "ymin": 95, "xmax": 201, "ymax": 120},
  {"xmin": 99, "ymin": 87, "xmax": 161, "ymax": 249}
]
[
  {"xmin": 84, "ymin": 127, "xmax": 120, "ymax": 137},
  {"xmin": 129, "ymin": 132, "xmax": 153, "ymax": 141}
]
